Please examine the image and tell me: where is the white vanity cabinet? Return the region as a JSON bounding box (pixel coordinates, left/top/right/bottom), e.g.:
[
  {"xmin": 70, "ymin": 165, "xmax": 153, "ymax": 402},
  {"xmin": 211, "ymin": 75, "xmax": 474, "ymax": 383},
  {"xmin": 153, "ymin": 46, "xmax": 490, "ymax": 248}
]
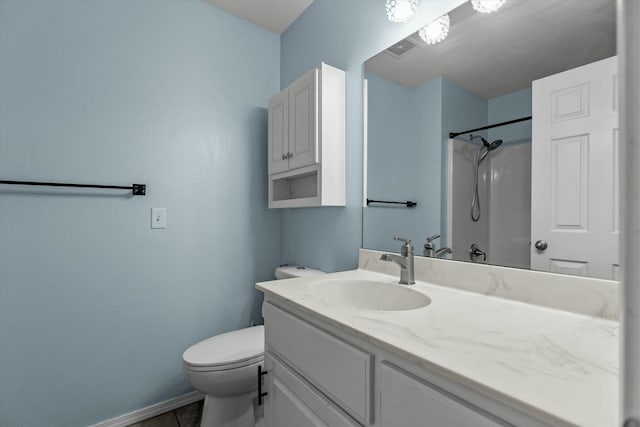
[
  {"xmin": 267, "ymin": 62, "xmax": 345, "ymax": 208},
  {"xmin": 262, "ymin": 300, "xmax": 552, "ymax": 427}
]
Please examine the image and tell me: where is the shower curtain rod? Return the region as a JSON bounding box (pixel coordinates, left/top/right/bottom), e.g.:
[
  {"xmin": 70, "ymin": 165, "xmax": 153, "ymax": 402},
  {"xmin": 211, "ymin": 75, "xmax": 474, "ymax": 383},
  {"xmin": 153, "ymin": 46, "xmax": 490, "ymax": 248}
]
[{"xmin": 449, "ymin": 116, "xmax": 532, "ymax": 139}]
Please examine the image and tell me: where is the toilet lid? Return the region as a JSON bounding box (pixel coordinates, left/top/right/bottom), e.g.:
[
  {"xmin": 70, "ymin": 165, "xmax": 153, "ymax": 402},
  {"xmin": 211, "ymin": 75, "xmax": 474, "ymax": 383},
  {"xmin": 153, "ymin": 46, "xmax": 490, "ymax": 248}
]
[{"xmin": 182, "ymin": 325, "xmax": 264, "ymax": 368}]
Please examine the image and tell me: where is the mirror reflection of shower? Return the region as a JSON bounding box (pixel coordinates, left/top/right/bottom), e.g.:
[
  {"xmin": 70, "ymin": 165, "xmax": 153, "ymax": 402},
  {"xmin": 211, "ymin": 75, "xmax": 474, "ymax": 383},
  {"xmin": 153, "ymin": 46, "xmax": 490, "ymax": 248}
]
[
  {"xmin": 447, "ymin": 130, "xmax": 531, "ymax": 270},
  {"xmin": 470, "ymin": 135, "xmax": 503, "ymax": 222}
]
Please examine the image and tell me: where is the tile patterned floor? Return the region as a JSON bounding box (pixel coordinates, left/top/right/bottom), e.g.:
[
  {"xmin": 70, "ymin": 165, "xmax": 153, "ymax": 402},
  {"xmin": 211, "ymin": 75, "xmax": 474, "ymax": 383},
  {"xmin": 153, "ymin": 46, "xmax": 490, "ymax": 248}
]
[{"xmin": 127, "ymin": 400, "xmax": 203, "ymax": 427}]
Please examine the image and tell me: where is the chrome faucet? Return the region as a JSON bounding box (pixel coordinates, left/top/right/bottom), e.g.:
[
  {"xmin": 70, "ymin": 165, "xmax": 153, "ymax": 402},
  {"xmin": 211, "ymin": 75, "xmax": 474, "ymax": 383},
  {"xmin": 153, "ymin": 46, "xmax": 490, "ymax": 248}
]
[
  {"xmin": 380, "ymin": 236, "xmax": 415, "ymax": 285},
  {"xmin": 423, "ymin": 234, "xmax": 440, "ymax": 257},
  {"xmin": 435, "ymin": 247, "xmax": 453, "ymax": 258},
  {"xmin": 469, "ymin": 243, "xmax": 486, "ymax": 262},
  {"xmin": 423, "ymin": 234, "xmax": 452, "ymax": 258}
]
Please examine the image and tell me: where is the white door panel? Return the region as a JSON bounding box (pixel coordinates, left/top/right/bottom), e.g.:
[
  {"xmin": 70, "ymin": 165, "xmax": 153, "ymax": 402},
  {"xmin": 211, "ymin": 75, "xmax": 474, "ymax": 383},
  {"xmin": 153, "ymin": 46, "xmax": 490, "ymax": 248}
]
[{"xmin": 531, "ymin": 56, "xmax": 618, "ymax": 280}]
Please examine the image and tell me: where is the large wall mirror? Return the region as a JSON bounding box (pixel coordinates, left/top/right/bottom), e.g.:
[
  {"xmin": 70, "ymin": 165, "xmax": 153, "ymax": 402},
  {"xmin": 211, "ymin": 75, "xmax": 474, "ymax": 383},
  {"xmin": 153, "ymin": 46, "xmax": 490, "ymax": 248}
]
[{"xmin": 363, "ymin": 0, "xmax": 618, "ymax": 280}]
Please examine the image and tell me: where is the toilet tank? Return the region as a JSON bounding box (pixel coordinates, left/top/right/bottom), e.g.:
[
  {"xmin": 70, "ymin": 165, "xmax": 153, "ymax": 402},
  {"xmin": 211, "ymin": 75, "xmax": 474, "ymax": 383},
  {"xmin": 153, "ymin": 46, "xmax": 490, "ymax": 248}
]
[{"xmin": 274, "ymin": 265, "xmax": 325, "ymax": 279}]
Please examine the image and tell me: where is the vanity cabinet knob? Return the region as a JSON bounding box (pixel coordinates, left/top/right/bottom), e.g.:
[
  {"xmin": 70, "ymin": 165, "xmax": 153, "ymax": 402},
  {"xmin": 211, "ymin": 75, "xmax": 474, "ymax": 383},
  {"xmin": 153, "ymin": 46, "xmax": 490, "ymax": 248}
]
[{"xmin": 534, "ymin": 240, "xmax": 548, "ymax": 251}]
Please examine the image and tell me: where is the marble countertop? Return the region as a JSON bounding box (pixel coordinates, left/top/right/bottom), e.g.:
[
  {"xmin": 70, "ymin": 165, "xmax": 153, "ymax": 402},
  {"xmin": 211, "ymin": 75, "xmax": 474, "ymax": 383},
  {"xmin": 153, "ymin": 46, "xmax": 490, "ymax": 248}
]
[{"xmin": 256, "ymin": 269, "xmax": 619, "ymax": 427}]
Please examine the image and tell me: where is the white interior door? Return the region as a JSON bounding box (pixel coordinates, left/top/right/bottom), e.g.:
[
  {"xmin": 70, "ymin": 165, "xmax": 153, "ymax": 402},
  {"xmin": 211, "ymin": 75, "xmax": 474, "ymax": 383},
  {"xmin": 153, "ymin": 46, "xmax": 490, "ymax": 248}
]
[{"xmin": 531, "ymin": 56, "xmax": 619, "ymax": 280}]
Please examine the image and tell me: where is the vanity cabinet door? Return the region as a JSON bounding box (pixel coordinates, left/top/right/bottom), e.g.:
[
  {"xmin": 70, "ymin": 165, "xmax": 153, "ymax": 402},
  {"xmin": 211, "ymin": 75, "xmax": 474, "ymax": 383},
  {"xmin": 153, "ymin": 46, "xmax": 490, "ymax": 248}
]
[
  {"xmin": 379, "ymin": 363, "xmax": 508, "ymax": 427},
  {"xmin": 264, "ymin": 302, "xmax": 373, "ymax": 424},
  {"xmin": 264, "ymin": 352, "xmax": 362, "ymax": 427}
]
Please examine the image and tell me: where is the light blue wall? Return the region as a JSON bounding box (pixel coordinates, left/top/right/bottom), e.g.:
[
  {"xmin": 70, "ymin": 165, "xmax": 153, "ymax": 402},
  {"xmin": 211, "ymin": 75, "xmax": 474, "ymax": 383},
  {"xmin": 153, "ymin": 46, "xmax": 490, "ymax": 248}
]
[
  {"xmin": 410, "ymin": 77, "xmax": 444, "ymax": 249},
  {"xmin": 363, "ymin": 74, "xmax": 487, "ymax": 252},
  {"xmin": 488, "ymin": 87, "xmax": 532, "ymax": 144},
  {"xmin": 363, "ymin": 71, "xmax": 420, "ymax": 252},
  {"xmin": 280, "ymin": 0, "xmax": 465, "ymax": 272},
  {"xmin": 0, "ymin": 1, "xmax": 280, "ymax": 426}
]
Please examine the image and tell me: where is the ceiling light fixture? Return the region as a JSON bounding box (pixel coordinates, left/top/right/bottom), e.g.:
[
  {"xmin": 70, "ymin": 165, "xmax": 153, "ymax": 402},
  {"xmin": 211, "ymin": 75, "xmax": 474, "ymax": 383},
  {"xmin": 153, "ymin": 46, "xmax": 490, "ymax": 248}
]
[
  {"xmin": 386, "ymin": 0, "xmax": 419, "ymax": 23},
  {"xmin": 418, "ymin": 14, "xmax": 450, "ymax": 45},
  {"xmin": 471, "ymin": 0, "xmax": 506, "ymax": 14}
]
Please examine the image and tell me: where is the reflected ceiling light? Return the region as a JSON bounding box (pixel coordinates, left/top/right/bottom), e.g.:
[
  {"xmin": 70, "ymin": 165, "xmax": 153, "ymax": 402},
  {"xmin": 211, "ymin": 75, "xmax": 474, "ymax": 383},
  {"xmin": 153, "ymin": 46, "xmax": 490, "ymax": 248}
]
[
  {"xmin": 471, "ymin": 0, "xmax": 506, "ymax": 13},
  {"xmin": 418, "ymin": 14, "xmax": 450, "ymax": 45},
  {"xmin": 386, "ymin": 0, "xmax": 419, "ymax": 23}
]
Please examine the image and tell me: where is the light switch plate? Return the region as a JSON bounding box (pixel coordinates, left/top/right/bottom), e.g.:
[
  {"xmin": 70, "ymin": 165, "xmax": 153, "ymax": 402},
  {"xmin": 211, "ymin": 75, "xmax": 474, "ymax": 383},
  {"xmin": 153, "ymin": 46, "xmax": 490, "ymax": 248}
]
[{"xmin": 151, "ymin": 208, "xmax": 167, "ymax": 229}]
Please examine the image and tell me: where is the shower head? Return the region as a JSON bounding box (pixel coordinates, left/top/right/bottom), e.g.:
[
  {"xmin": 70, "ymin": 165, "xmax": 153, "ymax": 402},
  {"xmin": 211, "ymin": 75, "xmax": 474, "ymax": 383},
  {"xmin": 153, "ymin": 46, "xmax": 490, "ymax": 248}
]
[
  {"xmin": 470, "ymin": 135, "xmax": 502, "ymax": 150},
  {"xmin": 477, "ymin": 139, "xmax": 502, "ymax": 164},
  {"xmin": 487, "ymin": 139, "xmax": 503, "ymax": 151}
]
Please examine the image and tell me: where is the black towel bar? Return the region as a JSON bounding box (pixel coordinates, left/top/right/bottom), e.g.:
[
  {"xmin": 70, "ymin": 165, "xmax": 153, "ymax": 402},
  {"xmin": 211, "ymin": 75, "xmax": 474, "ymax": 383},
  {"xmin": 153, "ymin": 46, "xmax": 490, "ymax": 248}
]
[
  {"xmin": 0, "ymin": 180, "xmax": 146, "ymax": 196},
  {"xmin": 366, "ymin": 198, "xmax": 416, "ymax": 208}
]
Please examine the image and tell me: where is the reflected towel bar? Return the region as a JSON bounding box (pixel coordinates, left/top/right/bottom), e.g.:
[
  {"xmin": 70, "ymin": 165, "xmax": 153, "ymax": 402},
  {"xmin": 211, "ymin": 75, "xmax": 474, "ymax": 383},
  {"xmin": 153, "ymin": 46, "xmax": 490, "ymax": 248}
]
[
  {"xmin": 0, "ymin": 180, "xmax": 146, "ymax": 196},
  {"xmin": 366, "ymin": 198, "xmax": 416, "ymax": 208}
]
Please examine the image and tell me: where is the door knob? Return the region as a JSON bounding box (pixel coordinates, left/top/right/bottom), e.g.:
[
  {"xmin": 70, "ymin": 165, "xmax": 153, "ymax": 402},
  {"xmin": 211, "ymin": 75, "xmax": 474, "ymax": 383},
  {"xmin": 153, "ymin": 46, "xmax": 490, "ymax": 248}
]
[{"xmin": 534, "ymin": 240, "xmax": 548, "ymax": 251}]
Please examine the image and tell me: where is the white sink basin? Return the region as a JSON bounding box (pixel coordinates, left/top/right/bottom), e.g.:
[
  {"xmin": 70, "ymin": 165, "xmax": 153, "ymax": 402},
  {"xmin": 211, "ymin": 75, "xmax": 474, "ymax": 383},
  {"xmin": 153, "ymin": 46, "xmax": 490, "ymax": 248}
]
[{"xmin": 311, "ymin": 279, "xmax": 431, "ymax": 311}]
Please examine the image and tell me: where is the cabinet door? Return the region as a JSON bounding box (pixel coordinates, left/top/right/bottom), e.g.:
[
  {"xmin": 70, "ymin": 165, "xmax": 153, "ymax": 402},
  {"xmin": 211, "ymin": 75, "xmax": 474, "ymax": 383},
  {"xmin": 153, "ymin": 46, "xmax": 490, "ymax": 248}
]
[
  {"xmin": 264, "ymin": 303, "xmax": 373, "ymax": 424},
  {"xmin": 379, "ymin": 363, "xmax": 507, "ymax": 427},
  {"xmin": 288, "ymin": 68, "xmax": 319, "ymax": 171},
  {"xmin": 264, "ymin": 352, "xmax": 361, "ymax": 427},
  {"xmin": 268, "ymin": 90, "xmax": 289, "ymax": 175}
]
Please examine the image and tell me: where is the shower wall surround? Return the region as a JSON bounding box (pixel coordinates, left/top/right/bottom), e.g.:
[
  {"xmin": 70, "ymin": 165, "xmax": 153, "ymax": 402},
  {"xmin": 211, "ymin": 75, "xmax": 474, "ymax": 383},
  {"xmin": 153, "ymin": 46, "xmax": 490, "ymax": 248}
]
[{"xmin": 0, "ymin": 1, "xmax": 280, "ymax": 426}]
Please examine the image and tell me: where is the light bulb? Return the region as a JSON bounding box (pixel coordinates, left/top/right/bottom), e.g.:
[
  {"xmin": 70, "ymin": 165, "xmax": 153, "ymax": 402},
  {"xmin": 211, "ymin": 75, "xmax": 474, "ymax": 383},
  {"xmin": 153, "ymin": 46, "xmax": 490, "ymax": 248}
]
[
  {"xmin": 471, "ymin": 0, "xmax": 506, "ymax": 14},
  {"xmin": 386, "ymin": 0, "xmax": 419, "ymax": 23},
  {"xmin": 418, "ymin": 14, "xmax": 450, "ymax": 45}
]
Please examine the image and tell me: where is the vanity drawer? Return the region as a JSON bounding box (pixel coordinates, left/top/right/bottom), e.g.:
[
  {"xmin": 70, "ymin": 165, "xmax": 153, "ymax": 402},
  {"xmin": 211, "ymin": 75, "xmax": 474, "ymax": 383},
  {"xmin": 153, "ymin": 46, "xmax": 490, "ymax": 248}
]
[
  {"xmin": 379, "ymin": 362, "xmax": 508, "ymax": 427},
  {"xmin": 263, "ymin": 302, "xmax": 373, "ymax": 424},
  {"xmin": 265, "ymin": 351, "xmax": 362, "ymax": 427}
]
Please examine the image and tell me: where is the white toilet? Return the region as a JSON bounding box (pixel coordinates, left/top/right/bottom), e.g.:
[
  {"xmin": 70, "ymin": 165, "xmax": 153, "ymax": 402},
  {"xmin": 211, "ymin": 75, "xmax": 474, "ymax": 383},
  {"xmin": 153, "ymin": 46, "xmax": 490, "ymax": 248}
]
[{"xmin": 182, "ymin": 265, "xmax": 325, "ymax": 427}]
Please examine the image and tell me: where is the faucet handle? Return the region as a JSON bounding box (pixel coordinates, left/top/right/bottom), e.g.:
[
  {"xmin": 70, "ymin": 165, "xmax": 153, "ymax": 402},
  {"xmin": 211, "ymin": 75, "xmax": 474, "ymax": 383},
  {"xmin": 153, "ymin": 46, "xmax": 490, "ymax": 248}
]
[
  {"xmin": 393, "ymin": 236, "xmax": 412, "ymax": 244},
  {"xmin": 393, "ymin": 236, "xmax": 414, "ymax": 256},
  {"xmin": 426, "ymin": 234, "xmax": 441, "ymax": 243}
]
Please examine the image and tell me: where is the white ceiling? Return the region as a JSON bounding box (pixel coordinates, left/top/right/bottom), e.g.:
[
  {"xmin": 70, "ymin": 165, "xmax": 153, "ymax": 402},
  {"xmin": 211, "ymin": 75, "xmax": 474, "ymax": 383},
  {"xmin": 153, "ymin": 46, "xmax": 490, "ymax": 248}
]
[
  {"xmin": 365, "ymin": 0, "xmax": 616, "ymax": 99},
  {"xmin": 203, "ymin": 0, "xmax": 313, "ymax": 34}
]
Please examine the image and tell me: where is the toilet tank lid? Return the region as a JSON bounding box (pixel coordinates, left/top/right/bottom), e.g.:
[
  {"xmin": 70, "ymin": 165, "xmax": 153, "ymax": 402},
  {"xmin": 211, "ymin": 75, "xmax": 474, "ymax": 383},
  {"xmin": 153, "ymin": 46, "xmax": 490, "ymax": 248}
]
[
  {"xmin": 182, "ymin": 325, "xmax": 264, "ymax": 367},
  {"xmin": 275, "ymin": 265, "xmax": 326, "ymax": 279}
]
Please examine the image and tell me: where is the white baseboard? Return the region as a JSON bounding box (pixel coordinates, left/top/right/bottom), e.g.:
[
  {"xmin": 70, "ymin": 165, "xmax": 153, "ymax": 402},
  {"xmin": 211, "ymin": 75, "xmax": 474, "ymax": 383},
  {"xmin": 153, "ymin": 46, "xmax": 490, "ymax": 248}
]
[{"xmin": 90, "ymin": 391, "xmax": 204, "ymax": 427}]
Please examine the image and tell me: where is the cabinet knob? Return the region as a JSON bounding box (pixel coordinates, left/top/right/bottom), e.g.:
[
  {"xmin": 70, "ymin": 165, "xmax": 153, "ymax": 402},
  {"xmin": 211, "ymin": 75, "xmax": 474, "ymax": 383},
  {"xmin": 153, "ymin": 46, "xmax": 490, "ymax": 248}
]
[{"xmin": 281, "ymin": 154, "xmax": 287, "ymax": 160}]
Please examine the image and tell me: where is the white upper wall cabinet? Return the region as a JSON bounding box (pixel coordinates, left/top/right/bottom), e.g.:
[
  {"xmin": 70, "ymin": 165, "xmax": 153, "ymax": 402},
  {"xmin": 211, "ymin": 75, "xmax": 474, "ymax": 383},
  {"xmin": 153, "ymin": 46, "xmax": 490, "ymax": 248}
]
[{"xmin": 267, "ymin": 63, "xmax": 345, "ymax": 208}]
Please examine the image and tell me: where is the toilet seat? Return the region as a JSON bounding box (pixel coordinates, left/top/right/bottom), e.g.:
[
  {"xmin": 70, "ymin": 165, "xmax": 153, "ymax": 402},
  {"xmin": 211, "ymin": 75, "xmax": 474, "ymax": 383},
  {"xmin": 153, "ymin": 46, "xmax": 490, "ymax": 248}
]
[
  {"xmin": 184, "ymin": 354, "xmax": 264, "ymax": 372},
  {"xmin": 183, "ymin": 325, "xmax": 264, "ymax": 372}
]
